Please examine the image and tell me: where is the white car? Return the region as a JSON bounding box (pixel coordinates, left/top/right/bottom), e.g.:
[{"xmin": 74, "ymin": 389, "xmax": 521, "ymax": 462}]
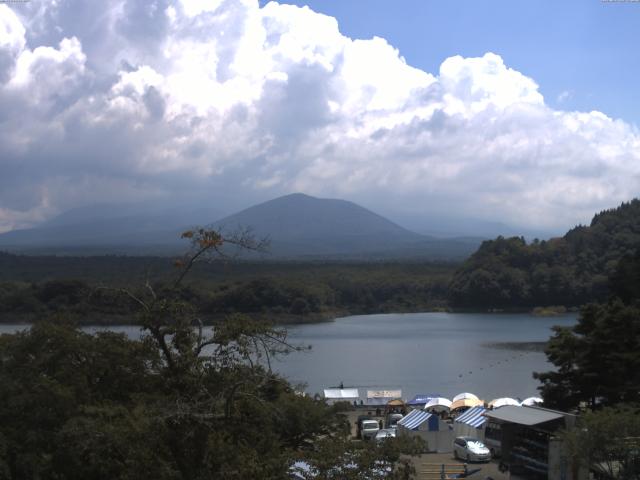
[
  {"xmin": 375, "ymin": 428, "xmax": 397, "ymax": 443},
  {"xmin": 453, "ymin": 436, "xmax": 491, "ymax": 462},
  {"xmin": 360, "ymin": 420, "xmax": 380, "ymax": 440}
]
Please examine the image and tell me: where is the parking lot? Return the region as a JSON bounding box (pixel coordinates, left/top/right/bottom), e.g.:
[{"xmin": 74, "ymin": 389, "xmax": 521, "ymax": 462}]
[{"xmin": 345, "ymin": 410, "xmax": 515, "ymax": 479}]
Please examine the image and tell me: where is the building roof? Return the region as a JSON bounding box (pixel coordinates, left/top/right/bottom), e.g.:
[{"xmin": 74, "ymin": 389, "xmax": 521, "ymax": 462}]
[
  {"xmin": 323, "ymin": 388, "xmax": 359, "ymax": 399},
  {"xmin": 484, "ymin": 405, "xmax": 565, "ymax": 426},
  {"xmin": 454, "ymin": 406, "xmax": 487, "ymax": 428}
]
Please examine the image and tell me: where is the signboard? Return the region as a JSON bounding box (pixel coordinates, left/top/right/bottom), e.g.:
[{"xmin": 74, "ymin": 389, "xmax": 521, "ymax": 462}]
[{"xmin": 366, "ymin": 389, "xmax": 402, "ymax": 405}]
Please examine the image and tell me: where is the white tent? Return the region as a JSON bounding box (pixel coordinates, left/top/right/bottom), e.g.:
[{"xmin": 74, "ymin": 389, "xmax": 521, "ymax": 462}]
[
  {"xmin": 489, "ymin": 397, "xmax": 520, "ymax": 408},
  {"xmin": 423, "ymin": 397, "xmax": 452, "ymax": 412},
  {"xmin": 520, "ymin": 396, "xmax": 543, "ymax": 406},
  {"xmin": 323, "ymin": 388, "xmax": 359, "ymax": 404},
  {"xmin": 452, "ymin": 392, "xmax": 479, "ymax": 402}
]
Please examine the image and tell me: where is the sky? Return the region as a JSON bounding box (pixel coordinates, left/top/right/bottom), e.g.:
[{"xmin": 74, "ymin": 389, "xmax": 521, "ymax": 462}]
[{"xmin": 0, "ymin": 0, "xmax": 639, "ymax": 235}]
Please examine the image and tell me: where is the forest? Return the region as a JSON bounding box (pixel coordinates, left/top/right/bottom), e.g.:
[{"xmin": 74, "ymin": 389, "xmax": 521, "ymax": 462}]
[
  {"xmin": 0, "ymin": 254, "xmax": 454, "ymax": 325},
  {"xmin": 449, "ymin": 199, "xmax": 640, "ymax": 309}
]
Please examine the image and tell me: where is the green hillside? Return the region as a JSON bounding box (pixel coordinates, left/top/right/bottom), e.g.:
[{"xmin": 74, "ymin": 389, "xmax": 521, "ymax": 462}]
[{"xmin": 449, "ymin": 199, "xmax": 640, "ymax": 309}]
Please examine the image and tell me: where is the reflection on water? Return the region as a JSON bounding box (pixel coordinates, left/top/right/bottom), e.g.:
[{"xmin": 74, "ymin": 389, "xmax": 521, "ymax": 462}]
[{"xmin": 0, "ymin": 312, "xmax": 576, "ymax": 401}]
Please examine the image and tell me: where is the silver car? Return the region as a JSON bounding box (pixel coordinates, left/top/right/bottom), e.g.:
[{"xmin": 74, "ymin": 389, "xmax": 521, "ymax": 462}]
[
  {"xmin": 453, "ymin": 436, "xmax": 491, "ymax": 462},
  {"xmin": 375, "ymin": 428, "xmax": 397, "ymax": 444}
]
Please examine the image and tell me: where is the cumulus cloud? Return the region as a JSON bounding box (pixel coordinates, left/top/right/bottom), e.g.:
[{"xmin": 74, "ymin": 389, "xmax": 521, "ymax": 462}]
[{"xmin": 0, "ymin": 0, "xmax": 638, "ymax": 233}]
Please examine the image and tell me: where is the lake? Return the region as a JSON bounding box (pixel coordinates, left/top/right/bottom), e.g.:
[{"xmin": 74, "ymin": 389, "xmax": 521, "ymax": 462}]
[
  {"xmin": 276, "ymin": 312, "xmax": 577, "ymax": 401},
  {"xmin": 0, "ymin": 312, "xmax": 577, "ymax": 402}
]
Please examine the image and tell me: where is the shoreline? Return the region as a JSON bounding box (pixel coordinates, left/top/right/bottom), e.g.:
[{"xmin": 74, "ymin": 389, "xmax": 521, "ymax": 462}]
[{"xmin": 0, "ymin": 306, "xmax": 578, "ymax": 327}]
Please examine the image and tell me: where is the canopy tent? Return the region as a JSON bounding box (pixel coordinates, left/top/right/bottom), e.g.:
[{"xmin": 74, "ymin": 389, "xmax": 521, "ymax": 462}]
[
  {"xmin": 397, "ymin": 409, "xmax": 453, "ymax": 452},
  {"xmin": 385, "ymin": 398, "xmax": 406, "ymax": 415},
  {"xmin": 366, "ymin": 389, "xmax": 402, "ymax": 406},
  {"xmin": 407, "ymin": 394, "xmax": 440, "ymax": 407},
  {"xmin": 489, "ymin": 397, "xmax": 520, "ymax": 409},
  {"xmin": 323, "ymin": 388, "xmax": 359, "ymax": 404},
  {"xmin": 455, "ymin": 406, "xmax": 488, "ymax": 428},
  {"xmin": 397, "ymin": 410, "xmax": 439, "ymax": 431},
  {"xmin": 452, "ymin": 392, "xmax": 480, "ymax": 403},
  {"xmin": 451, "ymin": 397, "xmax": 484, "ymax": 410},
  {"xmin": 453, "ymin": 406, "xmax": 487, "ymax": 440},
  {"xmin": 423, "ymin": 397, "xmax": 452, "ymax": 412},
  {"xmin": 520, "ymin": 397, "xmax": 543, "ymax": 407}
]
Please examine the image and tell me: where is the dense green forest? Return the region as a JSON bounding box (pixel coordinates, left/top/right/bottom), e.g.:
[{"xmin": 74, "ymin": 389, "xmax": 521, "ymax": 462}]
[
  {"xmin": 0, "ymin": 253, "xmax": 454, "ymax": 324},
  {"xmin": 449, "ymin": 199, "xmax": 640, "ymax": 309}
]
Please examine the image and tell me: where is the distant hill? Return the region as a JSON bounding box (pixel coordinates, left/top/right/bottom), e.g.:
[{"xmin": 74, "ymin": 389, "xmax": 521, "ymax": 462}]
[
  {"xmin": 213, "ymin": 193, "xmax": 480, "ymax": 259},
  {"xmin": 0, "ymin": 193, "xmax": 481, "ymax": 259},
  {"xmin": 449, "ymin": 199, "xmax": 640, "ymax": 308},
  {"xmin": 0, "ymin": 204, "xmax": 221, "ymax": 255}
]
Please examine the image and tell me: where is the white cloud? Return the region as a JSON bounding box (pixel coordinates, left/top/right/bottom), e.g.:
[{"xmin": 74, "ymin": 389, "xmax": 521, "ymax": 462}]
[{"xmin": 0, "ymin": 0, "xmax": 638, "ymax": 234}]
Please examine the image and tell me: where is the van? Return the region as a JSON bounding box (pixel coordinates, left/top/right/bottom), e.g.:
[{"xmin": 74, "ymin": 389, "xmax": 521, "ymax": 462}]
[{"xmin": 359, "ymin": 419, "xmax": 380, "ymax": 440}]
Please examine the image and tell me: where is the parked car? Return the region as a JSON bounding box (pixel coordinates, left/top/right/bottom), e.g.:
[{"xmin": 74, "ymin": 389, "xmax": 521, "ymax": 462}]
[
  {"xmin": 453, "ymin": 436, "xmax": 491, "ymax": 462},
  {"xmin": 359, "ymin": 419, "xmax": 381, "ymax": 440},
  {"xmin": 375, "ymin": 428, "xmax": 397, "ymax": 444},
  {"xmin": 385, "ymin": 413, "xmax": 403, "ymax": 430}
]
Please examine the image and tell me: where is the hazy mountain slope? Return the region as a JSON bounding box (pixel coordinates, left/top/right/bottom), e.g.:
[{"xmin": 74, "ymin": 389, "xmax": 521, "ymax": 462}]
[
  {"xmin": 0, "ymin": 204, "xmax": 222, "ymax": 253},
  {"xmin": 0, "ymin": 193, "xmax": 481, "ymax": 259},
  {"xmin": 216, "ymin": 193, "xmax": 420, "ymax": 239},
  {"xmin": 214, "ymin": 193, "xmax": 434, "ymax": 256}
]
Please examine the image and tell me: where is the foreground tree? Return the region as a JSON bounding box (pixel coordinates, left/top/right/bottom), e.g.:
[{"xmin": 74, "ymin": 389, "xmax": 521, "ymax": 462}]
[
  {"xmin": 562, "ymin": 408, "xmax": 640, "ymax": 479},
  {"xmin": 534, "ymin": 249, "xmax": 640, "ymax": 411},
  {"xmin": 534, "ymin": 300, "xmax": 640, "ymax": 410},
  {"xmin": 0, "ymin": 228, "xmax": 422, "ymax": 479}
]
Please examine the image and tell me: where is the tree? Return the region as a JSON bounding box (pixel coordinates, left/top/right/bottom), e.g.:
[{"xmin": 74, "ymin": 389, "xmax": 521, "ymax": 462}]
[
  {"xmin": 534, "ymin": 249, "xmax": 640, "ymax": 410},
  {"xmin": 0, "ymin": 228, "xmax": 422, "ymax": 479},
  {"xmin": 562, "ymin": 408, "xmax": 640, "ymax": 479},
  {"xmin": 534, "ymin": 300, "xmax": 640, "ymax": 410}
]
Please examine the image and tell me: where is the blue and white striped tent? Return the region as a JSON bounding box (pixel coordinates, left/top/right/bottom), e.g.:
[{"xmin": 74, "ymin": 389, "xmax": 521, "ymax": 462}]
[
  {"xmin": 397, "ymin": 408, "xmax": 452, "ymax": 452},
  {"xmin": 455, "ymin": 406, "xmax": 487, "ymax": 428},
  {"xmin": 453, "ymin": 406, "xmax": 487, "ymax": 440},
  {"xmin": 397, "ymin": 409, "xmax": 438, "ymax": 431}
]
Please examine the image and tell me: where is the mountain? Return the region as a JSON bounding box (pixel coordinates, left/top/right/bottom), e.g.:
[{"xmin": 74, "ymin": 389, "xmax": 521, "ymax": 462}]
[
  {"xmin": 449, "ymin": 199, "xmax": 640, "ymax": 308},
  {"xmin": 0, "ymin": 204, "xmax": 223, "ymax": 255},
  {"xmin": 0, "ymin": 194, "xmax": 481, "ymax": 259},
  {"xmin": 213, "ymin": 193, "xmax": 480, "ymax": 259}
]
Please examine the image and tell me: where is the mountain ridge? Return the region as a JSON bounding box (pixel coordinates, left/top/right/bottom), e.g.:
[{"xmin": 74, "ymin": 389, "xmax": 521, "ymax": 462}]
[{"xmin": 0, "ymin": 193, "xmax": 481, "ymax": 260}]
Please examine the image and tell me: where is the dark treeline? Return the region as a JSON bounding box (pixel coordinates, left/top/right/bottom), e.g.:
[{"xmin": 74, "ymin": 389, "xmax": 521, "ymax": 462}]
[
  {"xmin": 449, "ymin": 199, "xmax": 640, "ymax": 309},
  {"xmin": 0, "ymin": 256, "xmax": 454, "ymax": 324}
]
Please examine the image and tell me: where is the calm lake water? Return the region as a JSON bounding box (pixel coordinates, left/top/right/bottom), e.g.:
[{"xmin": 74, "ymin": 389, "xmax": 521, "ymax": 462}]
[
  {"xmin": 0, "ymin": 312, "xmax": 577, "ymax": 402},
  {"xmin": 277, "ymin": 312, "xmax": 577, "ymax": 401}
]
